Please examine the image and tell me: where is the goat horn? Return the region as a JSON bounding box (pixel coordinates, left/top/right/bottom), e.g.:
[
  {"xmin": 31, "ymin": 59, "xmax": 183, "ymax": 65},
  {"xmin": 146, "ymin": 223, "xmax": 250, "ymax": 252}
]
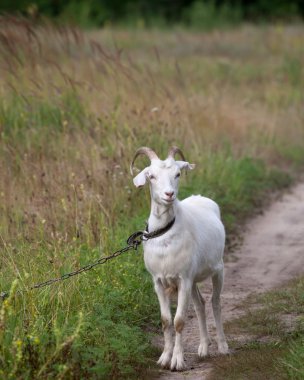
[
  {"xmin": 130, "ymin": 147, "xmax": 159, "ymax": 176},
  {"xmin": 167, "ymin": 146, "xmax": 186, "ymax": 161}
]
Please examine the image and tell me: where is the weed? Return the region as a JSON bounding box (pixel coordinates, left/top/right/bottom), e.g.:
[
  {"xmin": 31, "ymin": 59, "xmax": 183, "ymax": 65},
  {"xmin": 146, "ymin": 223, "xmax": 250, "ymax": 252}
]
[
  {"xmin": 282, "ymin": 333, "xmax": 304, "ymax": 379},
  {"xmin": 183, "ymin": 0, "xmax": 242, "ymax": 31}
]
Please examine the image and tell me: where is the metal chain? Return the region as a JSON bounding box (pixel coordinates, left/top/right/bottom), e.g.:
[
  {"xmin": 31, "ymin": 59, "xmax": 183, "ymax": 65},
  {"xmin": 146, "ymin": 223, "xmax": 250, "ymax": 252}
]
[
  {"xmin": 0, "ymin": 231, "xmax": 144, "ymax": 301},
  {"xmin": 0, "ymin": 218, "xmax": 176, "ymax": 301}
]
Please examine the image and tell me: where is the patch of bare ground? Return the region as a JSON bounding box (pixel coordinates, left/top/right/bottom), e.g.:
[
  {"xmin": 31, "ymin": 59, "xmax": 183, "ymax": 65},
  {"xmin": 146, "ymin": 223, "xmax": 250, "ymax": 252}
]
[{"xmin": 150, "ymin": 182, "xmax": 304, "ymax": 380}]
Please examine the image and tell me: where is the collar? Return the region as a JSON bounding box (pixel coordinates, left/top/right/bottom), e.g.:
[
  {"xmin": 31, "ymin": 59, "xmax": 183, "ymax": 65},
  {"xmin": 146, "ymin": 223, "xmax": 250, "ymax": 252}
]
[
  {"xmin": 126, "ymin": 217, "xmax": 176, "ymax": 248},
  {"xmin": 144, "ymin": 217, "xmax": 176, "ymax": 240}
]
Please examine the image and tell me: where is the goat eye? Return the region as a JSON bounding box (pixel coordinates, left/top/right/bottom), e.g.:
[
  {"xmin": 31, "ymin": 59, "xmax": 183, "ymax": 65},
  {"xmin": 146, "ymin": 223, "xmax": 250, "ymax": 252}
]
[
  {"xmin": 149, "ymin": 174, "xmax": 156, "ymax": 180},
  {"xmin": 175, "ymin": 173, "xmax": 181, "ymax": 179}
]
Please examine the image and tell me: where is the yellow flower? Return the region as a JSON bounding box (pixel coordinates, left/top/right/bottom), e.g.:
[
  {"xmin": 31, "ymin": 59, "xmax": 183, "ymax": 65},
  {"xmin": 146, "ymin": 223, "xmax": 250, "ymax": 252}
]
[
  {"xmin": 33, "ymin": 337, "xmax": 40, "ymax": 345},
  {"xmin": 15, "ymin": 339, "xmax": 23, "ymax": 348}
]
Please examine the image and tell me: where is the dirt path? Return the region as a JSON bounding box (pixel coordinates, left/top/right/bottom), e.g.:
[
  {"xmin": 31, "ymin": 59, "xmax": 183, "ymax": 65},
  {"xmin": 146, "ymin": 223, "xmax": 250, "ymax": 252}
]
[{"xmin": 154, "ymin": 182, "xmax": 304, "ymax": 380}]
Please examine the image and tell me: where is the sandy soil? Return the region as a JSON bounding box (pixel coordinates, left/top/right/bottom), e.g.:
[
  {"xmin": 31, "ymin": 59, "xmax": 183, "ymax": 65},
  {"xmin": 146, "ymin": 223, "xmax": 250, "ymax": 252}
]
[{"xmin": 153, "ymin": 182, "xmax": 304, "ymax": 380}]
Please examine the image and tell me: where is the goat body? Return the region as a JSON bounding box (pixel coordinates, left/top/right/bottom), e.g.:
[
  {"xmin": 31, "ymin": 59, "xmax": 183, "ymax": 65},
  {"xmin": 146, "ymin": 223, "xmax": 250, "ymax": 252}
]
[{"xmin": 144, "ymin": 196, "xmax": 224, "ymax": 287}]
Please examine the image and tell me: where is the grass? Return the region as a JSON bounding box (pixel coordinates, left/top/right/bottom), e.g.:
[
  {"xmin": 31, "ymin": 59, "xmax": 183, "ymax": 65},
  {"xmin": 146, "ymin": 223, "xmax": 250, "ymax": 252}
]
[
  {"xmin": 0, "ymin": 17, "xmax": 304, "ymax": 379},
  {"xmin": 210, "ymin": 277, "xmax": 304, "ymax": 380}
]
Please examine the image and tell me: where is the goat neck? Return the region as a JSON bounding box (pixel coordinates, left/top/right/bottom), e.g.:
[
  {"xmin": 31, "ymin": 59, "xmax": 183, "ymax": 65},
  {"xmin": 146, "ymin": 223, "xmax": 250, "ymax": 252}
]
[{"xmin": 148, "ymin": 196, "xmax": 178, "ymax": 233}]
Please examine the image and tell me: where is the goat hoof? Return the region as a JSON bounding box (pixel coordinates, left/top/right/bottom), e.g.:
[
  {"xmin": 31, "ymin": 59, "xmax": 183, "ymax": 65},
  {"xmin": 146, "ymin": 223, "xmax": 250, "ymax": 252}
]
[
  {"xmin": 198, "ymin": 343, "xmax": 209, "ymax": 358},
  {"xmin": 218, "ymin": 342, "xmax": 229, "ymax": 355},
  {"xmin": 157, "ymin": 351, "xmax": 172, "ymax": 369},
  {"xmin": 170, "ymin": 353, "xmax": 185, "ymax": 371}
]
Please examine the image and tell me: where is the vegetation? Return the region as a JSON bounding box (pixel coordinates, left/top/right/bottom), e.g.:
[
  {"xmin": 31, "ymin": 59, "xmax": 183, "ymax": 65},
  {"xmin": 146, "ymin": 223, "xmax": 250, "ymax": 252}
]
[
  {"xmin": 0, "ymin": 17, "xmax": 304, "ymax": 378},
  {"xmin": 1, "ymin": 0, "xmax": 304, "ymax": 28},
  {"xmin": 210, "ymin": 277, "xmax": 304, "ymax": 379}
]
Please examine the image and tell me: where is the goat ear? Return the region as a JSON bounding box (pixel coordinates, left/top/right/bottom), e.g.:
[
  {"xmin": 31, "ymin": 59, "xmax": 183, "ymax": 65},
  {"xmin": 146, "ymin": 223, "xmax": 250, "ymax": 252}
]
[
  {"xmin": 133, "ymin": 168, "xmax": 148, "ymax": 188},
  {"xmin": 176, "ymin": 161, "xmax": 195, "ymax": 171}
]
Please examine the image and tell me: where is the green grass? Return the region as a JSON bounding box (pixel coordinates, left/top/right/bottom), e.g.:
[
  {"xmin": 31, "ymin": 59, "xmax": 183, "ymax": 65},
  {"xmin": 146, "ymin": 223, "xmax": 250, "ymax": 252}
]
[
  {"xmin": 282, "ymin": 334, "xmax": 304, "ymax": 379},
  {"xmin": 0, "ymin": 238, "xmax": 158, "ymax": 378}
]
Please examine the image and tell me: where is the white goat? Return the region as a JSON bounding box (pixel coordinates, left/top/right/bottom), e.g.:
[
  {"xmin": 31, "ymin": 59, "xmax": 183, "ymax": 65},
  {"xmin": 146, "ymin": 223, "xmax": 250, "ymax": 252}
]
[{"xmin": 130, "ymin": 146, "xmax": 228, "ymax": 371}]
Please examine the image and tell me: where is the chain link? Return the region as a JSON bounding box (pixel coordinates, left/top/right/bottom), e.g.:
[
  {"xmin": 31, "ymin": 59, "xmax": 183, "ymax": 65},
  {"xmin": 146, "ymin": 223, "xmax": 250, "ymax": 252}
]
[{"xmin": 0, "ymin": 232, "xmax": 144, "ymax": 301}]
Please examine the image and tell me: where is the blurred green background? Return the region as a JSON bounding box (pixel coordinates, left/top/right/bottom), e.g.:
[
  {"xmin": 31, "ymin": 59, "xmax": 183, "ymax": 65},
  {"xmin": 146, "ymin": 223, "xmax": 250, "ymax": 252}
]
[{"xmin": 1, "ymin": 0, "xmax": 304, "ymax": 28}]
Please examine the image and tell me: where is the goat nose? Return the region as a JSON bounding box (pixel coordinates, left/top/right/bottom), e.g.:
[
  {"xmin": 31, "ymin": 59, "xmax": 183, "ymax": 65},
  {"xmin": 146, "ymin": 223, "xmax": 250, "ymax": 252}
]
[{"xmin": 165, "ymin": 191, "xmax": 174, "ymax": 198}]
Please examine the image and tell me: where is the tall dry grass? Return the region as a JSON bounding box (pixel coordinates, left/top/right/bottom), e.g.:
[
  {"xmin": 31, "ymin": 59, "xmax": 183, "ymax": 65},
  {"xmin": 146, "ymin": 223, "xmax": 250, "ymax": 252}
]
[
  {"xmin": 0, "ymin": 18, "xmax": 303, "ymax": 246},
  {"xmin": 1, "ymin": 19, "xmax": 303, "ymax": 245}
]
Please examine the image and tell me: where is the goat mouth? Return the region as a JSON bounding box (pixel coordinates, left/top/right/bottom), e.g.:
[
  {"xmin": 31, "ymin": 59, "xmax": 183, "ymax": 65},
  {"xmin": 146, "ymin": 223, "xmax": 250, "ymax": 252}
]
[{"xmin": 162, "ymin": 198, "xmax": 175, "ymax": 203}]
